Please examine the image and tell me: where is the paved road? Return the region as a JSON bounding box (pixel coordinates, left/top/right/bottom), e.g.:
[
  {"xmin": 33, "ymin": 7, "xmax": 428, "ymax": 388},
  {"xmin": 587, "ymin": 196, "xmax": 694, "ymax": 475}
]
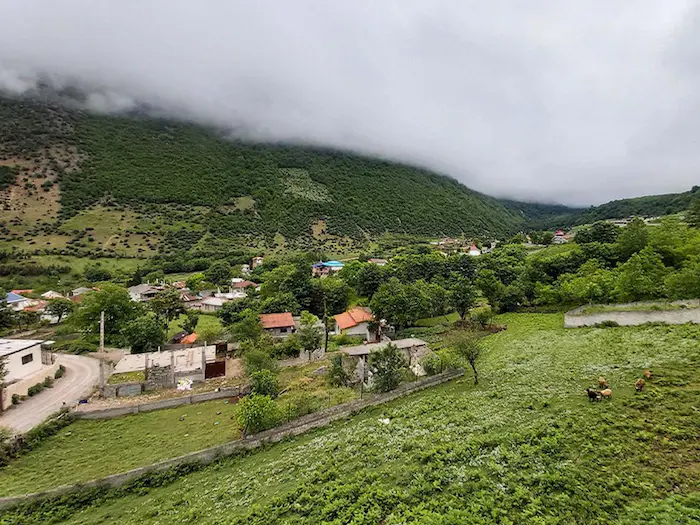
[{"xmin": 0, "ymin": 354, "xmax": 101, "ymax": 433}]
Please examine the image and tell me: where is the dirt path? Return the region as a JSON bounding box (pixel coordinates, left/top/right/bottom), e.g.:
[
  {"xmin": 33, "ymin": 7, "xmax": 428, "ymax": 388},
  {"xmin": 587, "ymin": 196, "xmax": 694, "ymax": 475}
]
[{"xmin": 0, "ymin": 354, "xmax": 100, "ymax": 433}]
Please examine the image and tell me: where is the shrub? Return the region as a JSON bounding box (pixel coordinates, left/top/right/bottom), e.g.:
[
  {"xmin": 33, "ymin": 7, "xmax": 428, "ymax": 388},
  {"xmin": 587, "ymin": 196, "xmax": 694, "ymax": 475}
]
[
  {"xmin": 470, "ymin": 309, "xmax": 495, "ymax": 330},
  {"xmin": 55, "ymin": 364, "xmax": 66, "ymax": 379},
  {"xmin": 282, "ymin": 392, "xmax": 318, "ymax": 420},
  {"xmin": 11, "ymin": 394, "xmax": 20, "ymax": 405},
  {"xmin": 237, "ymin": 394, "xmax": 281, "ymax": 436},
  {"xmin": 272, "ymin": 333, "xmax": 302, "ymax": 358},
  {"xmin": 27, "ymin": 383, "xmax": 45, "ymax": 396},
  {"xmin": 42, "ymin": 376, "xmax": 54, "ymax": 388},
  {"xmin": 369, "ymin": 344, "xmax": 407, "ymax": 393},
  {"xmin": 328, "ymin": 354, "xmax": 352, "ymax": 387},
  {"xmin": 251, "ymin": 369, "xmax": 279, "ymax": 398},
  {"xmin": 595, "ymin": 320, "xmax": 620, "ymax": 328},
  {"xmin": 243, "ymin": 346, "xmax": 276, "ymax": 375},
  {"xmin": 331, "ymin": 334, "xmax": 365, "ymax": 346},
  {"xmin": 420, "ymin": 353, "xmax": 443, "ymax": 376}
]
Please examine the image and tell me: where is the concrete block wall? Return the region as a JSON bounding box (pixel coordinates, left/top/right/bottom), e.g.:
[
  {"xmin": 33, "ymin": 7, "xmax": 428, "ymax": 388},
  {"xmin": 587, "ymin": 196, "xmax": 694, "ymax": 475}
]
[{"xmin": 564, "ymin": 300, "xmax": 700, "ymax": 328}]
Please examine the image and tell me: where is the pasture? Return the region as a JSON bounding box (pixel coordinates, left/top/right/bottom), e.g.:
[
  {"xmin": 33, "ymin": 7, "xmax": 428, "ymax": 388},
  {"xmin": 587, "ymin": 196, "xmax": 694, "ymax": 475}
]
[{"xmin": 1, "ymin": 313, "xmax": 698, "ymax": 524}]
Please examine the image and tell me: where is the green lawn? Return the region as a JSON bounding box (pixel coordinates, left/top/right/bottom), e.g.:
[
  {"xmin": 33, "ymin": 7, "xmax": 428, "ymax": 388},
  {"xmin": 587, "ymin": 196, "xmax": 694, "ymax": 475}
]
[
  {"xmin": 3, "ymin": 314, "xmax": 700, "ymax": 523},
  {"xmin": 414, "ymin": 311, "xmax": 460, "ymax": 326},
  {"xmin": 167, "ymin": 313, "xmax": 223, "ymax": 339}
]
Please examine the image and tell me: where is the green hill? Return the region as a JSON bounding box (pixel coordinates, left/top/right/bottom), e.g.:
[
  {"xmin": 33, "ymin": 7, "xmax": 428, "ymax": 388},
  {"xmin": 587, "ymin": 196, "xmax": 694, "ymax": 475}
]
[{"xmin": 1, "ymin": 95, "xmax": 572, "ymax": 256}]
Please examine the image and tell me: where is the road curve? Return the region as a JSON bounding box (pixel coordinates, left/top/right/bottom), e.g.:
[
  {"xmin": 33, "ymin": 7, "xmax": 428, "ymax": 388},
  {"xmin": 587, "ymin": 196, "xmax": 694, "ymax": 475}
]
[{"xmin": 0, "ymin": 354, "xmax": 101, "ymax": 433}]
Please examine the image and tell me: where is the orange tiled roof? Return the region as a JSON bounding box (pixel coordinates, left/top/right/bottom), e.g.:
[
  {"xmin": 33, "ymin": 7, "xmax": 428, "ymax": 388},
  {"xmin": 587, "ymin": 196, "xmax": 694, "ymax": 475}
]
[
  {"xmin": 334, "ymin": 307, "xmax": 373, "ymax": 331},
  {"xmin": 181, "ymin": 333, "xmax": 198, "ymax": 344},
  {"xmin": 259, "ymin": 312, "xmax": 295, "ymax": 329}
]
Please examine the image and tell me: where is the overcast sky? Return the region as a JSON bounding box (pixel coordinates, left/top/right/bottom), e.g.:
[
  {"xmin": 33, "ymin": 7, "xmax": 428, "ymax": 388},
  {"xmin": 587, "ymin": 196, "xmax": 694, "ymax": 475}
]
[{"xmin": 1, "ymin": 1, "xmax": 699, "ymax": 206}]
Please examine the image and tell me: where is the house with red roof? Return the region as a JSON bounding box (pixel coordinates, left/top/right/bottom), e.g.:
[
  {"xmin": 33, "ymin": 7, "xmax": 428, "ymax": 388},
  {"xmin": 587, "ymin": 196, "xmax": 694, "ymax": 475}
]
[
  {"xmin": 467, "ymin": 244, "xmax": 481, "ymax": 256},
  {"xmin": 259, "ymin": 312, "xmax": 296, "ymax": 338},
  {"xmin": 334, "ymin": 307, "xmax": 375, "ymax": 340}
]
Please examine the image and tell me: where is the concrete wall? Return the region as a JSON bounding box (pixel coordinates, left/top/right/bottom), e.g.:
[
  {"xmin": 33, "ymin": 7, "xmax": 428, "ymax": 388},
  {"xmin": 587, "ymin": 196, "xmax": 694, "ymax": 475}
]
[
  {"xmin": 343, "ymin": 323, "xmax": 370, "ymax": 338},
  {"xmin": 77, "ymin": 385, "xmax": 252, "ymax": 420},
  {"xmin": 2, "ymin": 362, "xmax": 60, "ymax": 410},
  {"xmin": 564, "ymin": 300, "xmax": 700, "ymax": 328},
  {"xmin": 4, "ymin": 344, "xmax": 43, "ymax": 382},
  {"xmin": 1, "ymin": 370, "xmax": 463, "ymax": 509}
]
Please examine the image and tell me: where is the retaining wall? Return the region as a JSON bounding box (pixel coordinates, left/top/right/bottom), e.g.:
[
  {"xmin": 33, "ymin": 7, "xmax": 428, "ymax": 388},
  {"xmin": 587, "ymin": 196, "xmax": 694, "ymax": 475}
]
[
  {"xmin": 0, "ymin": 369, "xmax": 463, "ymax": 509},
  {"xmin": 1, "ymin": 362, "xmax": 60, "ymax": 411},
  {"xmin": 76, "ymin": 385, "xmax": 252, "ymax": 420},
  {"xmin": 564, "ymin": 300, "xmax": 700, "ymax": 328}
]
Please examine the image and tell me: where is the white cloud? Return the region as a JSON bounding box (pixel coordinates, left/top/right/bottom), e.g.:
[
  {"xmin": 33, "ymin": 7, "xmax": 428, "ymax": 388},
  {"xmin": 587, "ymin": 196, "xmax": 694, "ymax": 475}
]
[{"xmin": 0, "ymin": 0, "xmax": 698, "ymax": 205}]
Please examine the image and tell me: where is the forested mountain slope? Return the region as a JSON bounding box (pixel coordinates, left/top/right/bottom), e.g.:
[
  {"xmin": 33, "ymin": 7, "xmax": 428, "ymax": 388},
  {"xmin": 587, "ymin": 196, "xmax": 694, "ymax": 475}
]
[{"xmin": 0, "ymin": 95, "xmax": 568, "ymax": 254}]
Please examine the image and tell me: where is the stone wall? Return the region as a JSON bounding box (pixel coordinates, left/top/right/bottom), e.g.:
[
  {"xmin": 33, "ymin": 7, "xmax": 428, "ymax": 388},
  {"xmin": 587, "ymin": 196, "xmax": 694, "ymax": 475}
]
[
  {"xmin": 0, "ymin": 370, "xmax": 463, "ymax": 509},
  {"xmin": 564, "ymin": 300, "xmax": 700, "ymax": 328}
]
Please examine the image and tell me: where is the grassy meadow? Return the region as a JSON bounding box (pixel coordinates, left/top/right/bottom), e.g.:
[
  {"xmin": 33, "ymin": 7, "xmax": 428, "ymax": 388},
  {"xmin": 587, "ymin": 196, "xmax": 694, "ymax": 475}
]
[{"xmin": 1, "ymin": 313, "xmax": 699, "ymax": 524}]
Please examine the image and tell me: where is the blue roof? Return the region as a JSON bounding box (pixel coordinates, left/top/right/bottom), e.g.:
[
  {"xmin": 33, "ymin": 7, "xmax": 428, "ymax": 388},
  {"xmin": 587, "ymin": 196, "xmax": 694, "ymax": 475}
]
[{"xmin": 5, "ymin": 292, "xmax": 26, "ymax": 303}]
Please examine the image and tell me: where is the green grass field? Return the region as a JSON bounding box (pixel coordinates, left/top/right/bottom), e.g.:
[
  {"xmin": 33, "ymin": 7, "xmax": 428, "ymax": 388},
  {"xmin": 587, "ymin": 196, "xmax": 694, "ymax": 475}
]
[
  {"xmin": 1, "ymin": 313, "xmax": 699, "ymax": 523},
  {"xmin": 167, "ymin": 313, "xmax": 223, "ymax": 339}
]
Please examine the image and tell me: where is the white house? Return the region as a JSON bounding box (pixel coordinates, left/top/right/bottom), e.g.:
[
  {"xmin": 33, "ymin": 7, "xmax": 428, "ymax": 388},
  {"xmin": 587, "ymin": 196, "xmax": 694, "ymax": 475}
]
[
  {"xmin": 4, "ymin": 292, "xmax": 31, "ymax": 312},
  {"xmin": 127, "ymin": 284, "xmax": 161, "ymax": 302},
  {"xmin": 41, "ymin": 290, "xmax": 64, "ymax": 300},
  {"xmin": 0, "ymin": 339, "xmax": 46, "ymax": 382},
  {"xmin": 334, "ymin": 307, "xmax": 375, "ymax": 339},
  {"xmin": 199, "ymin": 296, "xmax": 226, "ymax": 313},
  {"xmin": 468, "ymin": 244, "xmax": 482, "ymax": 257}
]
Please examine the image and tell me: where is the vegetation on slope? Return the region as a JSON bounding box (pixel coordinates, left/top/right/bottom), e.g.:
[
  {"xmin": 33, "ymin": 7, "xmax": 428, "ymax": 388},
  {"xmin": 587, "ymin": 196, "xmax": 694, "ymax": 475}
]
[{"xmin": 2, "ymin": 314, "xmax": 698, "ymax": 523}]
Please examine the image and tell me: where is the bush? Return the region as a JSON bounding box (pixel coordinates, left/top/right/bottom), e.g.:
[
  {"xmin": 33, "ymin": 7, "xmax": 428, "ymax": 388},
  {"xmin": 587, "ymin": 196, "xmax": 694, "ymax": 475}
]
[
  {"xmin": 331, "ymin": 334, "xmax": 365, "ymax": 347},
  {"xmin": 594, "ymin": 320, "xmax": 620, "ymax": 328},
  {"xmin": 42, "ymin": 376, "xmax": 54, "ymax": 388},
  {"xmin": 55, "ymin": 364, "xmax": 66, "ymax": 379},
  {"xmin": 328, "ymin": 354, "xmax": 352, "ymax": 387},
  {"xmin": 420, "ymin": 353, "xmax": 443, "ymax": 376},
  {"xmin": 52, "ymin": 339, "xmax": 98, "ymax": 354},
  {"xmin": 251, "ymin": 369, "xmax": 279, "ymax": 397},
  {"xmin": 272, "ymin": 333, "xmax": 302, "ymax": 358},
  {"xmin": 369, "ymin": 344, "xmax": 407, "ymax": 393},
  {"xmin": 470, "ymin": 309, "xmax": 495, "ymax": 330},
  {"xmin": 11, "ymin": 394, "xmax": 20, "ymax": 405},
  {"xmin": 243, "ymin": 347, "xmax": 277, "ymax": 375},
  {"xmin": 282, "ymin": 392, "xmax": 318, "ymax": 419},
  {"xmin": 237, "ymin": 394, "xmax": 281, "ymax": 436},
  {"xmin": 27, "ymin": 383, "xmax": 45, "ymax": 396}
]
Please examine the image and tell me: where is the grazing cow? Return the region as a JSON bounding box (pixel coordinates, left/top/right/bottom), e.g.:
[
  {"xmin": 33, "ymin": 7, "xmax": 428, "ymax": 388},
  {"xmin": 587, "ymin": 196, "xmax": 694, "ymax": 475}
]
[
  {"xmin": 586, "ymin": 388, "xmax": 602, "ymax": 402},
  {"xmin": 600, "ymin": 388, "xmax": 613, "ymax": 399},
  {"xmin": 635, "ymin": 378, "xmax": 645, "ymax": 392},
  {"xmin": 598, "ymin": 377, "xmax": 608, "ymax": 388},
  {"xmin": 643, "ymin": 369, "xmax": 652, "ymax": 380}
]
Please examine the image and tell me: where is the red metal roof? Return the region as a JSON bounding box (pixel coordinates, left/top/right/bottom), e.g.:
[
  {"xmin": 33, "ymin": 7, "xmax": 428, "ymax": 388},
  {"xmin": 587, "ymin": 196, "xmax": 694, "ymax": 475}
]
[
  {"xmin": 181, "ymin": 333, "xmax": 198, "ymax": 344},
  {"xmin": 334, "ymin": 307, "xmax": 374, "ymax": 331},
  {"xmin": 259, "ymin": 312, "xmax": 295, "ymax": 329}
]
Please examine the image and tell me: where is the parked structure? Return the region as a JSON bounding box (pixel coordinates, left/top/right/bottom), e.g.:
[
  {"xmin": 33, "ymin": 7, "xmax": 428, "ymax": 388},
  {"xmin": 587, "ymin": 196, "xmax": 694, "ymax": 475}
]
[{"xmin": 260, "ymin": 312, "xmax": 296, "ymax": 338}]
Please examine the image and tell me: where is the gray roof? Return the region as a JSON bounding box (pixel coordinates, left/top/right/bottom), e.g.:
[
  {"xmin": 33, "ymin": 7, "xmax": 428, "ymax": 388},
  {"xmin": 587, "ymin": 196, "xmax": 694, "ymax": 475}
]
[
  {"xmin": 0, "ymin": 339, "xmax": 46, "ymax": 357},
  {"xmin": 341, "ymin": 338, "xmax": 428, "ymax": 356},
  {"xmin": 72, "ymin": 287, "xmax": 92, "ymax": 295}
]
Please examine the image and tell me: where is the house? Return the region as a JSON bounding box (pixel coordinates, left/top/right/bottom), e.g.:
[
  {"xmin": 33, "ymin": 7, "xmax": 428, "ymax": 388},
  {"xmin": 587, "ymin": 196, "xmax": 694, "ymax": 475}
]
[
  {"xmin": 0, "ymin": 339, "xmax": 49, "ymax": 383},
  {"xmin": 71, "ymin": 287, "xmax": 93, "ymax": 297},
  {"xmin": 312, "ymin": 260, "xmax": 345, "ymax": 277},
  {"xmin": 198, "ymin": 296, "xmax": 226, "ymax": 313},
  {"xmin": 128, "ymin": 284, "xmax": 161, "ymax": 302},
  {"xmin": 252, "ymin": 256, "xmax": 264, "ymax": 269},
  {"xmin": 231, "ymin": 279, "xmax": 260, "ymax": 291},
  {"xmin": 553, "ymin": 230, "xmax": 568, "ymax": 244},
  {"xmin": 41, "ymin": 290, "xmax": 64, "ymax": 300},
  {"xmin": 4, "ymin": 292, "xmax": 31, "ymax": 312},
  {"xmin": 214, "ymin": 288, "xmax": 247, "ymax": 301},
  {"xmin": 259, "ymin": 312, "xmax": 296, "ymax": 338},
  {"xmin": 367, "ymin": 258, "xmax": 388, "ymax": 266},
  {"xmin": 467, "ymin": 244, "xmax": 482, "ymax": 256},
  {"xmin": 11, "ymin": 289, "xmax": 33, "ymax": 296},
  {"xmin": 241, "ymin": 263, "xmax": 251, "ymax": 275},
  {"xmin": 334, "ymin": 307, "xmax": 375, "ymax": 340},
  {"xmin": 341, "ymin": 338, "xmax": 430, "ymax": 378}
]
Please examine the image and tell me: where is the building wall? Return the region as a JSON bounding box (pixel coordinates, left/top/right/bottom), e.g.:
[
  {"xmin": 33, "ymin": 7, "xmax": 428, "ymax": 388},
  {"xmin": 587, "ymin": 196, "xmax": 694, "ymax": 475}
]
[
  {"xmin": 4, "ymin": 344, "xmax": 43, "ymax": 382},
  {"xmin": 264, "ymin": 327, "xmax": 294, "ymax": 338},
  {"xmin": 2, "ymin": 361, "xmax": 59, "ymax": 410},
  {"xmin": 342, "ymin": 323, "xmax": 369, "ymax": 338}
]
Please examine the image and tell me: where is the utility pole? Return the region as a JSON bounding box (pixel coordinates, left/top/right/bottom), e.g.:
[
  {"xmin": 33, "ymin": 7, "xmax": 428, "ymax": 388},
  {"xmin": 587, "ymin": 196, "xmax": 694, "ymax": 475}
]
[{"xmin": 99, "ymin": 311, "xmax": 105, "ymax": 390}]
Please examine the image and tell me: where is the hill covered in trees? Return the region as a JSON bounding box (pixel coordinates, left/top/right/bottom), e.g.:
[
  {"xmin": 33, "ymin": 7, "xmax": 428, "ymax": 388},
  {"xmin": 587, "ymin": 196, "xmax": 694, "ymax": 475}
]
[{"xmin": 1, "ymin": 95, "xmax": 577, "ymax": 255}]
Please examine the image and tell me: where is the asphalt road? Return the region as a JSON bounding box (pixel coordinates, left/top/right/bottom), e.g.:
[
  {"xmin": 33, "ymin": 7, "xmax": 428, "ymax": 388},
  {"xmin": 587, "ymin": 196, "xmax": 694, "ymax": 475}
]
[{"xmin": 0, "ymin": 354, "xmax": 101, "ymax": 433}]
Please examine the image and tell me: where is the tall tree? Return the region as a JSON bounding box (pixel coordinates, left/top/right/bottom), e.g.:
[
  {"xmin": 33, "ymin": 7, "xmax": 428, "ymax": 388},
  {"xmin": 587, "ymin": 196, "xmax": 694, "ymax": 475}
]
[
  {"xmin": 617, "ymin": 218, "xmax": 649, "ymax": 260},
  {"xmin": 149, "ymin": 289, "xmax": 186, "ymax": 329},
  {"xmin": 297, "ymin": 311, "xmax": 322, "ymax": 356},
  {"xmin": 449, "ymin": 330, "xmax": 483, "ymax": 384},
  {"xmin": 71, "ymin": 284, "xmax": 143, "ymax": 343},
  {"xmin": 205, "ymin": 261, "xmax": 232, "ymax": 286},
  {"xmin": 121, "ymin": 315, "xmax": 166, "ymax": 353},
  {"xmin": 449, "ymin": 277, "xmax": 477, "ymax": 320},
  {"xmin": 614, "ymin": 247, "xmax": 668, "ymax": 302},
  {"xmin": 45, "ymin": 298, "xmax": 75, "ymax": 324},
  {"xmin": 687, "ymin": 197, "xmax": 700, "ymax": 228}
]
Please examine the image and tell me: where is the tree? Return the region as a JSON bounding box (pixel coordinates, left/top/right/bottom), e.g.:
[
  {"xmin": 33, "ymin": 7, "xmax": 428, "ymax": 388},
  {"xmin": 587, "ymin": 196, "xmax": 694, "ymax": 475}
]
[
  {"xmin": 328, "ymin": 354, "xmax": 352, "ymax": 387},
  {"xmin": 251, "ymin": 369, "xmax": 279, "ymax": 397},
  {"xmin": 121, "ymin": 315, "xmax": 166, "ymax": 353},
  {"xmin": 614, "ymin": 247, "xmax": 668, "ymax": 302},
  {"xmin": 575, "ymin": 221, "xmax": 620, "ymax": 244},
  {"xmin": 14, "ymin": 310, "xmax": 40, "ymax": 331},
  {"xmin": 355, "ymin": 264, "xmax": 387, "ymax": 298},
  {"xmin": 149, "ymin": 289, "xmax": 186, "ymax": 328},
  {"xmin": 297, "ymin": 311, "xmax": 322, "ymax": 356},
  {"xmin": 259, "ymin": 292, "xmax": 300, "ymax": 315},
  {"xmin": 84, "ymin": 264, "xmax": 112, "ymax": 283},
  {"xmin": 0, "ymin": 291, "xmax": 15, "ymax": 330},
  {"xmin": 185, "ymin": 273, "xmax": 208, "ymax": 293},
  {"xmin": 449, "ymin": 278, "xmax": 477, "ymax": 320},
  {"xmin": 143, "ymin": 270, "xmax": 165, "ymax": 284},
  {"xmin": 182, "ymin": 311, "xmax": 199, "ymax": 334},
  {"xmin": 45, "ymin": 298, "xmax": 75, "ymax": 323},
  {"xmin": 231, "ymin": 311, "xmax": 263, "ymax": 342},
  {"xmin": 205, "ymin": 261, "xmax": 232, "ymax": 286},
  {"xmin": 687, "ymin": 197, "xmax": 700, "ymax": 228},
  {"xmin": 530, "ymin": 231, "xmax": 554, "ymax": 245},
  {"xmin": 370, "ymin": 278, "xmax": 419, "ymax": 329},
  {"xmin": 237, "ymin": 394, "xmax": 280, "ymax": 436},
  {"xmin": 449, "ymin": 331, "xmax": 483, "ymax": 384},
  {"xmin": 369, "ymin": 344, "xmax": 407, "ymax": 392},
  {"xmin": 311, "ymin": 277, "xmax": 351, "ymax": 316},
  {"xmin": 218, "ymin": 298, "xmax": 254, "ymax": 325},
  {"xmin": 617, "ymin": 218, "xmax": 649, "ymax": 260},
  {"xmin": 71, "ymin": 284, "xmax": 142, "ymax": 343},
  {"xmin": 242, "ymin": 341, "xmax": 277, "ymax": 374},
  {"xmin": 475, "ymin": 269, "xmax": 505, "ymax": 310},
  {"xmin": 665, "ymin": 259, "xmax": 700, "ymax": 299}
]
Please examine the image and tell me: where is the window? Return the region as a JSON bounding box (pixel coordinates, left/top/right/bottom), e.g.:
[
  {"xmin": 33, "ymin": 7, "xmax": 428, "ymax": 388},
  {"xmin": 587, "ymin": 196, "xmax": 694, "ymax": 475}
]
[
  {"xmin": 22, "ymin": 353, "xmax": 34, "ymax": 365},
  {"xmin": 280, "ymin": 328, "xmax": 288, "ymax": 333}
]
